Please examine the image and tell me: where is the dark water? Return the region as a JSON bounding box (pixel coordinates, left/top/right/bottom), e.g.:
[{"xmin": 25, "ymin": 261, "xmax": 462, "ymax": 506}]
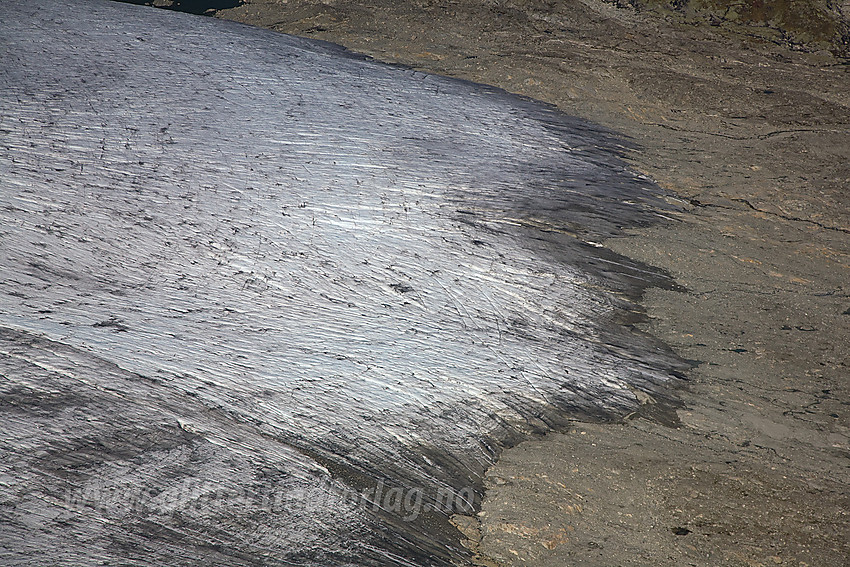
[{"xmin": 0, "ymin": 0, "xmax": 687, "ymax": 564}]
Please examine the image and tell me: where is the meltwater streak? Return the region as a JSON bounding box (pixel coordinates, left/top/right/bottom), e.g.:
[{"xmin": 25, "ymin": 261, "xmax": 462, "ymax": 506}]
[{"xmin": 0, "ymin": 1, "xmax": 686, "ymax": 564}]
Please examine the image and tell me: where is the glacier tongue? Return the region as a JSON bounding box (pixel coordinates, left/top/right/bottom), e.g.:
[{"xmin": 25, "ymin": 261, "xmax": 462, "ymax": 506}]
[{"xmin": 0, "ymin": 1, "xmax": 685, "ymax": 565}]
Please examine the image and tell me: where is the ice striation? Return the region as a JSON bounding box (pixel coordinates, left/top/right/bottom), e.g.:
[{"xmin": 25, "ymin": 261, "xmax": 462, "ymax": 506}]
[{"xmin": 0, "ymin": 1, "xmax": 687, "ymax": 565}]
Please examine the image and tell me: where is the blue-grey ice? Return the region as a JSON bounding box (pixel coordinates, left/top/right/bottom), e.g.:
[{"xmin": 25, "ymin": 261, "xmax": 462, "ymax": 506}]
[{"xmin": 0, "ymin": 1, "xmax": 685, "ymax": 565}]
